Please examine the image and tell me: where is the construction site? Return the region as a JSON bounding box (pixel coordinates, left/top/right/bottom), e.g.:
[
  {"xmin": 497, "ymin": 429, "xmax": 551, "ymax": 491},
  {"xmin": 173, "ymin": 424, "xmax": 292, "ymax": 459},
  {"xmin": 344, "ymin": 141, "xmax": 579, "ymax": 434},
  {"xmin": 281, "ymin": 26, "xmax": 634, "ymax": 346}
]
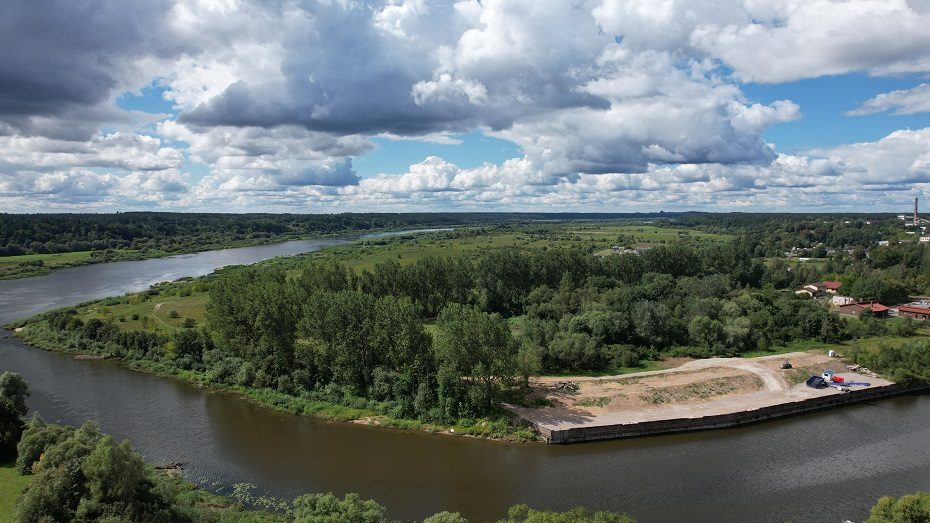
[{"xmin": 508, "ymin": 352, "xmax": 919, "ymax": 444}]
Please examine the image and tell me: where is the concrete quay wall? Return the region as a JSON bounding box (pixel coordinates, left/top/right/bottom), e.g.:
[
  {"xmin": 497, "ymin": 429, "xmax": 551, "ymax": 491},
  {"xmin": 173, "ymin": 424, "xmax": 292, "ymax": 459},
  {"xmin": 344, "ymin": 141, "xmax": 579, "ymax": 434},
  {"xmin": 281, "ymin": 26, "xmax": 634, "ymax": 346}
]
[{"xmin": 539, "ymin": 383, "xmax": 929, "ymax": 444}]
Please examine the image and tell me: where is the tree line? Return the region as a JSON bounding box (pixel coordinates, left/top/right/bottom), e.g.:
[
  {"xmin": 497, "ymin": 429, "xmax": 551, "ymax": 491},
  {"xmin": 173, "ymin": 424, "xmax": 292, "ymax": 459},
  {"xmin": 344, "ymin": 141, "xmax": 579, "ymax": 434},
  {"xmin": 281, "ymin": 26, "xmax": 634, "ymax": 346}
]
[{"xmin": 0, "ymin": 212, "xmax": 678, "ymax": 256}]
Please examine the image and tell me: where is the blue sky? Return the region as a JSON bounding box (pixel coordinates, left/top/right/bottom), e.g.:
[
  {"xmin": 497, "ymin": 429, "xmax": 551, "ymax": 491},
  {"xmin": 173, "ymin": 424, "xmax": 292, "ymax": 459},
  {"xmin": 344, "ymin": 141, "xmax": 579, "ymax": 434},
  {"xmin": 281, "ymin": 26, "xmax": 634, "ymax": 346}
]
[
  {"xmin": 353, "ymin": 133, "xmax": 523, "ymax": 178},
  {"xmin": 744, "ymin": 74, "xmax": 930, "ymax": 153},
  {"xmin": 4, "ymin": 0, "xmax": 930, "ymax": 212}
]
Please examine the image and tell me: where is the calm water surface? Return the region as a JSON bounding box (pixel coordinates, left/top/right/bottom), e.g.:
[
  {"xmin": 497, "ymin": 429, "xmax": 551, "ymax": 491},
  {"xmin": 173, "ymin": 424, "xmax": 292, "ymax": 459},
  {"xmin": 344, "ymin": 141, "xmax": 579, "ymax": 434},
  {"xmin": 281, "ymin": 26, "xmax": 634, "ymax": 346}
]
[{"xmin": 1, "ymin": 239, "xmax": 928, "ymax": 522}]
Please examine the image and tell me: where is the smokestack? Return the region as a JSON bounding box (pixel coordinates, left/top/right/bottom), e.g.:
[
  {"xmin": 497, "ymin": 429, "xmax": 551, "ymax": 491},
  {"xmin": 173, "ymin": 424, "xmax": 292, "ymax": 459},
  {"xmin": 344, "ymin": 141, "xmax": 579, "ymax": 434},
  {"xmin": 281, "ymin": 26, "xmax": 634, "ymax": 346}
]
[{"xmin": 916, "ymin": 197, "xmax": 920, "ymax": 227}]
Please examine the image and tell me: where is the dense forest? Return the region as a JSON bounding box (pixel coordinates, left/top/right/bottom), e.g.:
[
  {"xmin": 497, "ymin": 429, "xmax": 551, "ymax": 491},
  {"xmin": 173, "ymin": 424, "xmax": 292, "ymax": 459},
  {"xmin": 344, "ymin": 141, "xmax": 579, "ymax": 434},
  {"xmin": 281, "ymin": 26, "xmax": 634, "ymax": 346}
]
[{"xmin": 669, "ymin": 213, "xmax": 901, "ymax": 245}]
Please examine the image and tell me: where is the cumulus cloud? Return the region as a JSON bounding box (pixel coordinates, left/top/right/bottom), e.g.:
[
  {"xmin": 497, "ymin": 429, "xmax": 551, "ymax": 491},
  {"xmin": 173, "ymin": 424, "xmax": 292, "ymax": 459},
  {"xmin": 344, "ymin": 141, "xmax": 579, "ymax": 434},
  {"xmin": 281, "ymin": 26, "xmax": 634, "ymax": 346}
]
[
  {"xmin": 171, "ymin": 0, "xmax": 799, "ymax": 174},
  {"xmin": 0, "ymin": 0, "xmax": 186, "ymax": 139},
  {"xmin": 691, "ymin": 0, "xmax": 930, "ymax": 83},
  {"xmin": 159, "ymin": 121, "xmax": 371, "ymax": 188},
  {"xmin": 807, "ymin": 128, "xmax": 930, "ymax": 185},
  {"xmin": 0, "ymin": 133, "xmax": 183, "ymax": 172},
  {"xmin": 147, "ymin": 127, "xmax": 926, "ymax": 213},
  {"xmin": 847, "ymin": 83, "xmax": 930, "ymax": 116}
]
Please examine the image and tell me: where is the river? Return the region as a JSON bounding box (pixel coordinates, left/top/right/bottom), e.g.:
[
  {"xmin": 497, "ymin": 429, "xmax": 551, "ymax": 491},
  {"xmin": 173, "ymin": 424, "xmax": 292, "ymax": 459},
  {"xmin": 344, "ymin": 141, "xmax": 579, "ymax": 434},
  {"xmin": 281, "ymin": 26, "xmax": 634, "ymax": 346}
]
[{"xmin": 1, "ymin": 239, "xmax": 928, "ymax": 522}]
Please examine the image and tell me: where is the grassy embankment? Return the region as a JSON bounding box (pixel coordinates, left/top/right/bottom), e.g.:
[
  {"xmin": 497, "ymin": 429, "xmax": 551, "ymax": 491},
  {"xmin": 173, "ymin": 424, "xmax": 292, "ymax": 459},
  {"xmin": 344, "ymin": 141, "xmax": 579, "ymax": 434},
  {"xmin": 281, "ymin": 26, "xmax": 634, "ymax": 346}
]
[
  {"xmin": 0, "ymin": 462, "xmax": 31, "ymax": 523},
  {"xmin": 0, "ymin": 251, "xmax": 96, "ymax": 279},
  {"xmin": 742, "ymin": 331, "xmax": 930, "ymax": 359}
]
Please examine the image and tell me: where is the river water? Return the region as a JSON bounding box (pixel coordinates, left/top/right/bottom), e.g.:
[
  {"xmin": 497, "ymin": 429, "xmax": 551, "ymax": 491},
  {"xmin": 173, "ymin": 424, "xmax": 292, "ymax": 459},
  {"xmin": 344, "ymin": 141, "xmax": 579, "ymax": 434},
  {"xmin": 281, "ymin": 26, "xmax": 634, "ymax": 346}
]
[{"xmin": 1, "ymin": 239, "xmax": 928, "ymax": 522}]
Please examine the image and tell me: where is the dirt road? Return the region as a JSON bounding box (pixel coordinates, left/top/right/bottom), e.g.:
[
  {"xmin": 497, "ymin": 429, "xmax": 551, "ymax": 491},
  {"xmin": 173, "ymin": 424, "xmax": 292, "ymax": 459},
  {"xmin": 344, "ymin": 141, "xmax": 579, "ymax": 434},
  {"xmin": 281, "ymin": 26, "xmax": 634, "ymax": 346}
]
[{"xmin": 510, "ymin": 352, "xmax": 892, "ymax": 432}]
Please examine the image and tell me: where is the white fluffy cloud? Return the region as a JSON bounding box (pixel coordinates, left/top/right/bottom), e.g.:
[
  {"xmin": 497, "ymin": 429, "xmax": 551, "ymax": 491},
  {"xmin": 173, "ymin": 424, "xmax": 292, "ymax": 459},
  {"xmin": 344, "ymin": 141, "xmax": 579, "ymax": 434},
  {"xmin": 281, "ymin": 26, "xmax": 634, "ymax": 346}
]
[
  {"xmin": 691, "ymin": 0, "xmax": 930, "ymax": 83},
  {"xmin": 0, "ymin": 133, "xmax": 182, "ymax": 172},
  {"xmin": 159, "ymin": 121, "xmax": 372, "ymax": 188},
  {"xmin": 848, "ymin": 83, "xmax": 930, "ymax": 116}
]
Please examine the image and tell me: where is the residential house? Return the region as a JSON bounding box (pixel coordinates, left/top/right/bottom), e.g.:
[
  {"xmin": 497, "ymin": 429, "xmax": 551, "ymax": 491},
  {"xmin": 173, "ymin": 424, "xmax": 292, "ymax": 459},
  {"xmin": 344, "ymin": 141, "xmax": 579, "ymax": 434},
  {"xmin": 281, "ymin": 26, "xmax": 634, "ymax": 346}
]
[
  {"xmin": 796, "ymin": 281, "xmax": 841, "ymax": 298},
  {"xmin": 831, "ymin": 295, "xmax": 855, "ymax": 306},
  {"xmin": 897, "ymin": 305, "xmax": 930, "ymax": 320},
  {"xmin": 837, "ymin": 301, "xmax": 889, "ymax": 318}
]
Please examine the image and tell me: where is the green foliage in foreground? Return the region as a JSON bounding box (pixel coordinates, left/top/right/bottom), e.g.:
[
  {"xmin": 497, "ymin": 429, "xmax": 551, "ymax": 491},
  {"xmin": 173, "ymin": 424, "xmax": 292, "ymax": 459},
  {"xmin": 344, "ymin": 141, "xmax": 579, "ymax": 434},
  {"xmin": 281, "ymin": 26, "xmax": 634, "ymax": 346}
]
[
  {"xmin": 0, "ymin": 372, "xmax": 29, "ymax": 461},
  {"xmin": 868, "ymin": 492, "xmax": 930, "ymax": 523}
]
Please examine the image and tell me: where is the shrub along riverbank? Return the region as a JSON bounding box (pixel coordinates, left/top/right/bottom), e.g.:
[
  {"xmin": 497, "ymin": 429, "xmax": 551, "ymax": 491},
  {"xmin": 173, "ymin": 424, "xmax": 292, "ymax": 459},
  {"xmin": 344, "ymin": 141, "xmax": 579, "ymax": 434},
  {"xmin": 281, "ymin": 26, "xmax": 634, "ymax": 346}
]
[{"xmin": 12, "ymin": 321, "xmax": 537, "ymax": 442}]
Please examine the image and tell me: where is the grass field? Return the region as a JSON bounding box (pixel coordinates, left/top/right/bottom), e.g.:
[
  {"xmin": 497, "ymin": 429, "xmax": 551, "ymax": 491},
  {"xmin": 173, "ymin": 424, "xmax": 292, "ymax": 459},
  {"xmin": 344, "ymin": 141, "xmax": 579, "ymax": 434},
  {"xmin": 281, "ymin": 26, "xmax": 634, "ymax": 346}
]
[
  {"xmin": 310, "ymin": 223, "xmax": 730, "ymax": 273},
  {"xmin": 0, "ymin": 462, "xmax": 30, "ymax": 522},
  {"xmin": 743, "ymin": 332, "xmax": 930, "ymax": 359},
  {"xmin": 0, "ymin": 251, "xmax": 96, "ymax": 279},
  {"xmin": 80, "ymin": 292, "xmax": 210, "ymax": 335},
  {"xmin": 569, "ymin": 224, "xmax": 727, "ymax": 244},
  {"xmin": 0, "ymin": 251, "xmax": 95, "ymax": 264}
]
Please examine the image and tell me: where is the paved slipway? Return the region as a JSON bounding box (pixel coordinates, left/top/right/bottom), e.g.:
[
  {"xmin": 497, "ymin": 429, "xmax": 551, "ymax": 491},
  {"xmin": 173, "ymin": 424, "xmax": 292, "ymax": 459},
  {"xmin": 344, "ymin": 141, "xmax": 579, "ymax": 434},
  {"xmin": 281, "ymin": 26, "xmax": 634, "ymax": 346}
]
[{"xmin": 509, "ymin": 352, "xmax": 893, "ymax": 432}]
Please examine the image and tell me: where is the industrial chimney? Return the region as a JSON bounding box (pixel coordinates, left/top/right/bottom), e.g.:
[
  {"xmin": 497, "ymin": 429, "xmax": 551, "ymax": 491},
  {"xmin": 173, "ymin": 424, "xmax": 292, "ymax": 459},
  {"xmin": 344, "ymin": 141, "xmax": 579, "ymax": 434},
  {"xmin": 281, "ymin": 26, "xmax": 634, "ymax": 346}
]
[{"xmin": 915, "ymin": 197, "xmax": 920, "ymax": 227}]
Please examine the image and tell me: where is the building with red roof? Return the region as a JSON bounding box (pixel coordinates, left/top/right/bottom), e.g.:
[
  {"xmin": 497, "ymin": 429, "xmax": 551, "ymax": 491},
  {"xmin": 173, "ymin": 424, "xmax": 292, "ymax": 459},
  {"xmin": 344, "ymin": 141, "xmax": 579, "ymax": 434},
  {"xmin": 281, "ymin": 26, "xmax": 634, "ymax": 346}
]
[
  {"xmin": 838, "ymin": 301, "xmax": 889, "ymax": 318},
  {"xmin": 897, "ymin": 305, "xmax": 930, "ymax": 320}
]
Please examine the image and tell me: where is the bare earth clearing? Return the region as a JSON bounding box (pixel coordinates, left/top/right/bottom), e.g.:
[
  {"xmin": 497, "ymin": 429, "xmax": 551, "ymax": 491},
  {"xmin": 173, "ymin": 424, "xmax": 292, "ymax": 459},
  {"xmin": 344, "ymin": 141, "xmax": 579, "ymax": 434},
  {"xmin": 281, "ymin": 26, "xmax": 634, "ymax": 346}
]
[{"xmin": 509, "ymin": 352, "xmax": 893, "ymax": 433}]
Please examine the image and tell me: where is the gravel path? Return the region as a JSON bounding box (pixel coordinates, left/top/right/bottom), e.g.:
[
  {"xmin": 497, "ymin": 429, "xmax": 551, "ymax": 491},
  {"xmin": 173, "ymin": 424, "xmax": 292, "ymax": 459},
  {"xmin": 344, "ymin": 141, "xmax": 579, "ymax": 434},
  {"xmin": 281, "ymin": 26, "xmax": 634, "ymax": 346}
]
[{"xmin": 511, "ymin": 352, "xmax": 892, "ymax": 432}]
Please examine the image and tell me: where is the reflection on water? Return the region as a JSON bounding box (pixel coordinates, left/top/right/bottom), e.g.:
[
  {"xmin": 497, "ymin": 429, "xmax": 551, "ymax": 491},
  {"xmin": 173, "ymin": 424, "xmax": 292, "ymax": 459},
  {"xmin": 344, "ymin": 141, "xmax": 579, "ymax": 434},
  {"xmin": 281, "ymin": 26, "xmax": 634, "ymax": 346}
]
[{"xmin": 1, "ymin": 239, "xmax": 928, "ymax": 522}]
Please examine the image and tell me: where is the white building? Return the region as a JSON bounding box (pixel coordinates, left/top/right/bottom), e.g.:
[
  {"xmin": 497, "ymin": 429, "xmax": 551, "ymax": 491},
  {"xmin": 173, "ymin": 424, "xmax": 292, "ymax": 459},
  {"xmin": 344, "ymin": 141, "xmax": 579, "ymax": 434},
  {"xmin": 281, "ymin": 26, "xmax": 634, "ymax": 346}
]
[{"xmin": 832, "ymin": 295, "xmax": 855, "ymax": 306}]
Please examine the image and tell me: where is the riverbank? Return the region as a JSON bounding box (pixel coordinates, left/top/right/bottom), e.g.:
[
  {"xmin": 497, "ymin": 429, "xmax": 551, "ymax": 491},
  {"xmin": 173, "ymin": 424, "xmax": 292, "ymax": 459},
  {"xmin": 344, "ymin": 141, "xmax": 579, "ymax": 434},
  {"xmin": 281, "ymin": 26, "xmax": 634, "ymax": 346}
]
[
  {"xmin": 11, "ymin": 324, "xmax": 538, "ymax": 443},
  {"xmin": 507, "ymin": 352, "xmax": 928, "ymax": 444}
]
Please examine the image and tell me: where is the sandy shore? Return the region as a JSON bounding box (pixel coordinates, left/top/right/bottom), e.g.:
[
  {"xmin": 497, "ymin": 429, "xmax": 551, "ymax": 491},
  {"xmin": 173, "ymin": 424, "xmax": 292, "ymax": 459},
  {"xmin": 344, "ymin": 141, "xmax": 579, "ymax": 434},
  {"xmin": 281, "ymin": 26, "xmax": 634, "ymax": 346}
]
[{"xmin": 508, "ymin": 352, "xmax": 893, "ymax": 434}]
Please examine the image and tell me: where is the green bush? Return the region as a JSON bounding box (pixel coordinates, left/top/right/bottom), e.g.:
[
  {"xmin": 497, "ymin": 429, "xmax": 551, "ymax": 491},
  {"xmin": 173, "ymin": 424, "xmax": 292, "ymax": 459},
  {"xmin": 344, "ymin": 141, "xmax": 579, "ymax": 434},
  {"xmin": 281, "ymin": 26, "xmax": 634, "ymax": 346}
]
[
  {"xmin": 0, "ymin": 371, "xmax": 29, "ymax": 460},
  {"xmin": 14, "ymin": 421, "xmax": 187, "ymax": 523},
  {"xmin": 868, "ymin": 492, "xmax": 930, "ymax": 523},
  {"xmin": 15, "ymin": 415, "xmax": 74, "ymax": 474}
]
